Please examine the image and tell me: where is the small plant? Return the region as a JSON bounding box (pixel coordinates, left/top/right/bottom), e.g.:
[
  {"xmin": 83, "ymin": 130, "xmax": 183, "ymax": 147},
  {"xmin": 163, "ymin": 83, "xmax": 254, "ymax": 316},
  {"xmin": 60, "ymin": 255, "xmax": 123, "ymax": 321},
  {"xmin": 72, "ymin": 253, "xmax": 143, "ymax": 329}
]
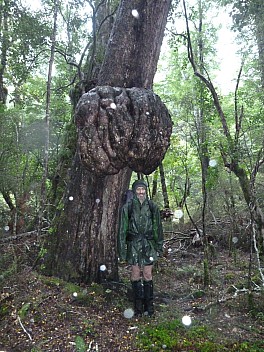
[
  {"xmin": 31, "ymin": 348, "xmax": 43, "ymax": 352},
  {"xmin": 0, "ymin": 303, "xmax": 10, "ymax": 318},
  {"xmin": 137, "ymin": 320, "xmax": 181, "ymax": 350},
  {"xmin": 19, "ymin": 302, "xmax": 31, "ymax": 320},
  {"xmin": 75, "ymin": 336, "xmax": 87, "ymax": 352},
  {"xmin": 256, "ymin": 311, "xmax": 264, "ymax": 322},
  {"xmin": 224, "ymin": 272, "xmax": 236, "ymax": 282}
]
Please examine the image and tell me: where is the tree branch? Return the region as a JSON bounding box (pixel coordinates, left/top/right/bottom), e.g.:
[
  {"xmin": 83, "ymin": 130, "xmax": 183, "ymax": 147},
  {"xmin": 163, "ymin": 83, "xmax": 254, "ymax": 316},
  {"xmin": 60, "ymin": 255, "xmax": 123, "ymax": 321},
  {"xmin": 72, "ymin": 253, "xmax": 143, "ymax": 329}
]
[
  {"xmin": 234, "ymin": 60, "xmax": 245, "ymax": 142},
  {"xmin": 182, "ymin": 0, "xmax": 231, "ymax": 141}
]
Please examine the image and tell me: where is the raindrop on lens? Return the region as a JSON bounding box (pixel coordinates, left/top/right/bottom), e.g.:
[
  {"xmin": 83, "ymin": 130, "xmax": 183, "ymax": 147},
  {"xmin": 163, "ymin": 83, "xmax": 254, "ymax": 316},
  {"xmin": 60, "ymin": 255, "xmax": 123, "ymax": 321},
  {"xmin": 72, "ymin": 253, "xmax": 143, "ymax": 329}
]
[
  {"xmin": 110, "ymin": 102, "xmax": 116, "ymax": 109},
  {"xmin": 69, "ymin": 196, "xmax": 73, "ymax": 201},
  {"xmin": 124, "ymin": 308, "xmax": 134, "ymax": 319},
  {"xmin": 131, "ymin": 9, "xmax": 139, "ymax": 18},
  {"xmin": 209, "ymin": 159, "xmax": 217, "ymax": 167},
  {"xmin": 100, "ymin": 264, "xmax": 106, "ymax": 272},
  {"xmin": 182, "ymin": 315, "xmax": 192, "ymax": 326},
  {"xmin": 174, "ymin": 209, "xmax": 184, "ymax": 219}
]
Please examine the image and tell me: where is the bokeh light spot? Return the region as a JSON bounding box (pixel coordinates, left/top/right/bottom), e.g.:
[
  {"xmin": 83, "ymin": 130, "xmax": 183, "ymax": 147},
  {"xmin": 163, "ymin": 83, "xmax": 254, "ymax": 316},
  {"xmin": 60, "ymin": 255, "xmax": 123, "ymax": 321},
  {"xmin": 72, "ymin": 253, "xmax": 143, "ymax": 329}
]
[
  {"xmin": 182, "ymin": 315, "xmax": 192, "ymax": 326},
  {"xmin": 209, "ymin": 159, "xmax": 217, "ymax": 167},
  {"xmin": 124, "ymin": 308, "xmax": 134, "ymax": 319},
  {"xmin": 100, "ymin": 264, "xmax": 106, "ymax": 272},
  {"xmin": 174, "ymin": 209, "xmax": 184, "ymax": 219},
  {"xmin": 131, "ymin": 9, "xmax": 139, "ymax": 18},
  {"xmin": 232, "ymin": 236, "xmax": 238, "ymax": 244}
]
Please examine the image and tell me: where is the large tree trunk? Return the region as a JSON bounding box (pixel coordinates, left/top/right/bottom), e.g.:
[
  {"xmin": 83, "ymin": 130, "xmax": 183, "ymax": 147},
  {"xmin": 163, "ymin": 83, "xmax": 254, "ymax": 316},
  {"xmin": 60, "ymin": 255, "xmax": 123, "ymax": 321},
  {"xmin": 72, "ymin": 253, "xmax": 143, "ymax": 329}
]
[{"xmin": 47, "ymin": 0, "xmax": 172, "ymax": 283}]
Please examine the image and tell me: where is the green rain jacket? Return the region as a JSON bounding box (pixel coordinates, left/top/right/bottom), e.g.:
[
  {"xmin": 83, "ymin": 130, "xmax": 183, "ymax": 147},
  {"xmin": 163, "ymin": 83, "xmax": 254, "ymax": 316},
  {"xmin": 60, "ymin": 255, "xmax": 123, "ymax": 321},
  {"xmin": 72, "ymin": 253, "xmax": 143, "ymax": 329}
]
[{"xmin": 118, "ymin": 196, "xmax": 164, "ymax": 266}]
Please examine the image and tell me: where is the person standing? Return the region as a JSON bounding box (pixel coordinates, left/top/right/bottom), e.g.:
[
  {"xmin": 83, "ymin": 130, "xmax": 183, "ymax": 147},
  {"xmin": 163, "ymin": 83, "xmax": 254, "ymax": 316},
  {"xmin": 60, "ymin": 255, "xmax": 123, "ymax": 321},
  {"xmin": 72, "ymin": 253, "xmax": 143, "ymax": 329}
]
[{"xmin": 118, "ymin": 179, "xmax": 164, "ymax": 317}]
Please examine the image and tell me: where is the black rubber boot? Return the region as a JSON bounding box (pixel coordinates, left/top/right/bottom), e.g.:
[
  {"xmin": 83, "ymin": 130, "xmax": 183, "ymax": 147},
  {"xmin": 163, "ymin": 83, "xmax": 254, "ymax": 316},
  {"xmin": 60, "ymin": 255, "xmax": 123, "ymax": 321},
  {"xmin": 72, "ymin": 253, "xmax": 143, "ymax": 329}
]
[
  {"xmin": 131, "ymin": 280, "xmax": 143, "ymax": 317},
  {"xmin": 143, "ymin": 280, "xmax": 154, "ymax": 317}
]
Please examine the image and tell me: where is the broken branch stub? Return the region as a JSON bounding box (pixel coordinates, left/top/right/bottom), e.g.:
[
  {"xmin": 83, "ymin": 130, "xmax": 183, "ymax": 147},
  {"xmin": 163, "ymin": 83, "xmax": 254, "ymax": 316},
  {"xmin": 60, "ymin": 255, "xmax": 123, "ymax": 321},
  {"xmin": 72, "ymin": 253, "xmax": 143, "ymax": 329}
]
[{"xmin": 75, "ymin": 86, "xmax": 172, "ymax": 175}]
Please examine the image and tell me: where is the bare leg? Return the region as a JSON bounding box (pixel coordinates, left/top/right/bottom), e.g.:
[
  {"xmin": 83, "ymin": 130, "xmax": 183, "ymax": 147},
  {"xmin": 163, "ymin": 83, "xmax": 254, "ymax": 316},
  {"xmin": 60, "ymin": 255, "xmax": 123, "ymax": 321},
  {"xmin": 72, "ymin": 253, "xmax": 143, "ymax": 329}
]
[
  {"xmin": 142, "ymin": 265, "xmax": 153, "ymax": 281},
  {"xmin": 131, "ymin": 265, "xmax": 141, "ymax": 281}
]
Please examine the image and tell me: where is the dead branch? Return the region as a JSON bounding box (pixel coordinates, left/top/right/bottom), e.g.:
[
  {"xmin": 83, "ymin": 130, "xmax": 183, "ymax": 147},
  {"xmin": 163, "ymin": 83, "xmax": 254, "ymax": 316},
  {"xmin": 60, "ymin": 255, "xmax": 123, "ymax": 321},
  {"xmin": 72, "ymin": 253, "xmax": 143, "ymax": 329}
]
[
  {"xmin": 0, "ymin": 229, "xmax": 49, "ymax": 243},
  {"xmin": 252, "ymin": 222, "xmax": 264, "ymax": 285},
  {"xmin": 193, "ymin": 286, "xmax": 263, "ymax": 312},
  {"xmin": 17, "ymin": 316, "xmax": 32, "ymax": 341}
]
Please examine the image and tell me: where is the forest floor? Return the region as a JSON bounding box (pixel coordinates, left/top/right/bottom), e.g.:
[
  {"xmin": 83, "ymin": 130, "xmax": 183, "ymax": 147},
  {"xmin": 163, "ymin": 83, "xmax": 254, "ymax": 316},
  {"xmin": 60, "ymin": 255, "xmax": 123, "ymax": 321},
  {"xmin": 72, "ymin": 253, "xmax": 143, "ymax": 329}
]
[{"xmin": 0, "ymin": 228, "xmax": 264, "ymax": 352}]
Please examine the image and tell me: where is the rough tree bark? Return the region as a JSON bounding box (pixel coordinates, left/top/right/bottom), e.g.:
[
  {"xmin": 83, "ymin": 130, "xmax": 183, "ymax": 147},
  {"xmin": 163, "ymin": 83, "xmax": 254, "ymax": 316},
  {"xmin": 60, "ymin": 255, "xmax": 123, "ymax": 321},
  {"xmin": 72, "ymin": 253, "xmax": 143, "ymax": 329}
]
[{"xmin": 47, "ymin": 0, "xmax": 172, "ymax": 283}]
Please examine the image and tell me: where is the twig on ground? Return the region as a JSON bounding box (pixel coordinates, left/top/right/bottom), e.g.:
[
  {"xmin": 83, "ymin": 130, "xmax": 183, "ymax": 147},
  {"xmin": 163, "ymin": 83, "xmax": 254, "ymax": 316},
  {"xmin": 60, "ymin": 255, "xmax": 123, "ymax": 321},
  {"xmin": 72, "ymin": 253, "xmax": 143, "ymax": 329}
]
[
  {"xmin": 193, "ymin": 286, "xmax": 262, "ymax": 312},
  {"xmin": 87, "ymin": 340, "xmax": 99, "ymax": 351},
  {"xmin": 17, "ymin": 316, "xmax": 33, "ymax": 341}
]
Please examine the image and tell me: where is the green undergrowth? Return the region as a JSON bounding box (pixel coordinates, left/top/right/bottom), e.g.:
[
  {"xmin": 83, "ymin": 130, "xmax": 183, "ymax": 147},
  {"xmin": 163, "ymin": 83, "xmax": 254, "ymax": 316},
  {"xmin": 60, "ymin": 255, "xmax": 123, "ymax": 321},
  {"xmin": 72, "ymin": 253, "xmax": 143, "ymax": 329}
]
[{"xmin": 136, "ymin": 319, "xmax": 264, "ymax": 352}]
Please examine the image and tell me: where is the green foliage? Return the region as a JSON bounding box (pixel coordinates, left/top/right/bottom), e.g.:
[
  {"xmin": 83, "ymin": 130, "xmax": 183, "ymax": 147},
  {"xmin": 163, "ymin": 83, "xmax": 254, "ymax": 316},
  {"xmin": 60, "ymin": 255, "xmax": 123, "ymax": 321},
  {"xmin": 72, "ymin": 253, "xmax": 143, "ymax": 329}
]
[
  {"xmin": 137, "ymin": 319, "xmax": 264, "ymax": 351},
  {"xmin": 137, "ymin": 319, "xmax": 182, "ymax": 350},
  {"xmin": 19, "ymin": 302, "xmax": 31, "ymax": 320},
  {"xmin": 0, "ymin": 302, "xmax": 10, "ymax": 319},
  {"xmin": 75, "ymin": 336, "xmax": 87, "ymax": 352},
  {"xmin": 1, "ymin": 3, "xmax": 50, "ymax": 87},
  {"xmin": 0, "ymin": 253, "xmax": 18, "ymax": 282},
  {"xmin": 0, "ymin": 0, "xmax": 89, "ymax": 230},
  {"xmin": 153, "ymin": 0, "xmax": 264, "ymax": 239},
  {"xmin": 206, "ymin": 163, "xmax": 220, "ymax": 190}
]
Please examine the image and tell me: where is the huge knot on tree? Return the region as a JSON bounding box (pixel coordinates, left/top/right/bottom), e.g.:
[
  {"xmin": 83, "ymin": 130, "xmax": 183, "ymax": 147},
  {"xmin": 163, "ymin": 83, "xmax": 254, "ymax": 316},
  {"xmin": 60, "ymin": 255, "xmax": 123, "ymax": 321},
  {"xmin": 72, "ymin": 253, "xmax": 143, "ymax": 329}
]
[{"xmin": 75, "ymin": 86, "xmax": 172, "ymax": 175}]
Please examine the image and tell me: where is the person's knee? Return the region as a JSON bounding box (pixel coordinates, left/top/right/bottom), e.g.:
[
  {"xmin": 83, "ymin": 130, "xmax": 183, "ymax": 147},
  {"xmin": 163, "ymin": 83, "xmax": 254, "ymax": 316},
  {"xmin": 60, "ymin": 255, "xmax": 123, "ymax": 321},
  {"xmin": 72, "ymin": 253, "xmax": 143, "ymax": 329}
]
[
  {"xmin": 143, "ymin": 273, "xmax": 152, "ymax": 281},
  {"xmin": 143, "ymin": 266, "xmax": 153, "ymax": 281},
  {"xmin": 131, "ymin": 265, "xmax": 141, "ymax": 281}
]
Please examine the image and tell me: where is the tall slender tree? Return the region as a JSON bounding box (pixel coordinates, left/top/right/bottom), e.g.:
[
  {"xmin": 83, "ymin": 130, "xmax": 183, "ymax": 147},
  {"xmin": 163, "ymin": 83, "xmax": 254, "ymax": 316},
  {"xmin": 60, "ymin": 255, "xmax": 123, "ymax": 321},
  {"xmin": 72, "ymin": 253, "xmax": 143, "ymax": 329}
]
[{"xmin": 38, "ymin": 0, "xmax": 59, "ymax": 233}]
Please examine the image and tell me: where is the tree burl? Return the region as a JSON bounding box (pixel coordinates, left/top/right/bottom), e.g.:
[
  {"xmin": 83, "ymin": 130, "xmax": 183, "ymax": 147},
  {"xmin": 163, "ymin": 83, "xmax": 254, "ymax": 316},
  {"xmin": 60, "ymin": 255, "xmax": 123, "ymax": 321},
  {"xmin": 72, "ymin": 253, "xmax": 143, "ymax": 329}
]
[{"xmin": 75, "ymin": 86, "xmax": 172, "ymax": 175}]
